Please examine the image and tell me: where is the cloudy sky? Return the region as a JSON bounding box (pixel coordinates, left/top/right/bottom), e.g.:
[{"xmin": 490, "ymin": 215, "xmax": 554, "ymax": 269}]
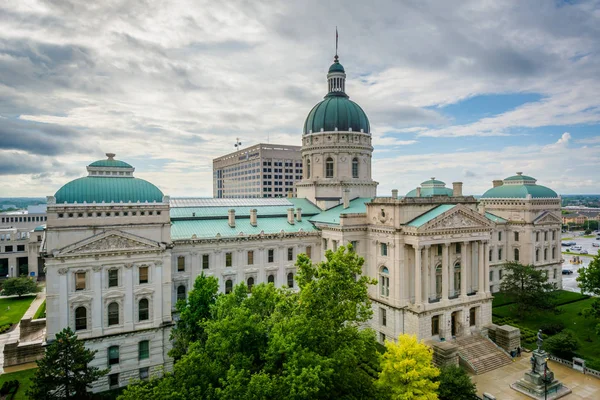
[{"xmin": 1, "ymin": 0, "xmax": 600, "ymax": 198}]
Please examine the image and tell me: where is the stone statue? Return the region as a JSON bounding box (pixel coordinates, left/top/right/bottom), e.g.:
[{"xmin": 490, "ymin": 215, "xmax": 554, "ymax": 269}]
[{"xmin": 536, "ymin": 329, "xmax": 543, "ymax": 351}]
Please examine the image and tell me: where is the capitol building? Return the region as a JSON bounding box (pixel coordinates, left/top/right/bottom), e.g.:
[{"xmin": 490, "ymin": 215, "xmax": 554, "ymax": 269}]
[{"xmin": 39, "ymin": 54, "xmax": 563, "ymax": 391}]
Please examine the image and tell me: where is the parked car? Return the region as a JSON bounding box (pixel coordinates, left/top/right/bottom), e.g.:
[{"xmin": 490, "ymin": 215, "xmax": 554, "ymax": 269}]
[
  {"xmin": 571, "ymin": 245, "xmax": 583, "ymax": 251},
  {"xmin": 561, "ymin": 242, "xmax": 571, "ymax": 247},
  {"xmin": 580, "ymin": 249, "xmax": 588, "ymax": 254},
  {"xmin": 562, "ymin": 269, "xmax": 574, "ymax": 275},
  {"xmin": 593, "ymin": 243, "xmax": 599, "ymax": 248}
]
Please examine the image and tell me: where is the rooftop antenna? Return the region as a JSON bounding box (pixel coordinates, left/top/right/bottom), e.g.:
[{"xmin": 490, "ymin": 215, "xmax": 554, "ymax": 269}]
[
  {"xmin": 335, "ymin": 26, "xmax": 339, "ymax": 62},
  {"xmin": 234, "ymin": 138, "xmax": 242, "ymax": 149}
]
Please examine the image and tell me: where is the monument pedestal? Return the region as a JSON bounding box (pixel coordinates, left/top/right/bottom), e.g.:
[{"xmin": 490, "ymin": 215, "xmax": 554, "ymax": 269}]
[{"xmin": 511, "ymin": 349, "xmax": 571, "ymax": 400}]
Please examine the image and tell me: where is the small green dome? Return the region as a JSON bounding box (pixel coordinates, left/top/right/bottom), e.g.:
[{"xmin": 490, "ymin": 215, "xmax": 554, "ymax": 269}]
[
  {"xmin": 89, "ymin": 159, "xmax": 133, "ymax": 168},
  {"xmin": 55, "ymin": 177, "xmax": 164, "ymax": 204},
  {"xmin": 406, "ymin": 177, "xmax": 453, "ymax": 197},
  {"xmin": 328, "ymin": 61, "xmax": 345, "ymax": 73},
  {"xmin": 303, "ymin": 93, "xmax": 370, "ymax": 134},
  {"xmin": 481, "ymin": 173, "xmax": 558, "ymax": 199}
]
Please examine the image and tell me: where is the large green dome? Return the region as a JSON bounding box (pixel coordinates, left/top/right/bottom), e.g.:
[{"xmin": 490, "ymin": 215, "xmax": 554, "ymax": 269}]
[
  {"xmin": 55, "ymin": 177, "xmax": 164, "ymax": 204},
  {"xmin": 303, "ymin": 93, "xmax": 370, "ymax": 134},
  {"xmin": 481, "ymin": 173, "xmax": 558, "ymax": 199}
]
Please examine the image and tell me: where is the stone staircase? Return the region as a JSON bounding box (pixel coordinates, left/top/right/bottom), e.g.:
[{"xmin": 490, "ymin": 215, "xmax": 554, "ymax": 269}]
[{"xmin": 454, "ymin": 334, "xmax": 513, "ymax": 375}]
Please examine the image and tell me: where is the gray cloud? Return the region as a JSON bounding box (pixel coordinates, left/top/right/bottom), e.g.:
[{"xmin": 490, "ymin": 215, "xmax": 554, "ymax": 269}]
[{"xmin": 0, "ymin": 119, "xmax": 91, "ymax": 155}]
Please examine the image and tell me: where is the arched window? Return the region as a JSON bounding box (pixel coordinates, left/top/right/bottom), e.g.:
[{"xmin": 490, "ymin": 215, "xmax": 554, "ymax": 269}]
[
  {"xmin": 454, "ymin": 263, "xmax": 461, "ymax": 295},
  {"xmin": 306, "ymin": 159, "xmax": 311, "ymax": 179},
  {"xmin": 177, "ymin": 285, "xmax": 186, "ymax": 301},
  {"xmin": 75, "ymin": 307, "xmax": 87, "ymax": 330},
  {"xmin": 352, "ymin": 158, "xmax": 359, "ymax": 178},
  {"xmin": 514, "ymin": 248, "xmax": 519, "ymax": 262},
  {"xmin": 287, "ymin": 272, "xmax": 294, "ymax": 288},
  {"xmin": 325, "ymin": 157, "xmax": 334, "ymax": 178},
  {"xmin": 380, "ymin": 266, "xmax": 390, "ymax": 297},
  {"xmin": 435, "ymin": 265, "xmax": 442, "ymax": 299},
  {"xmin": 139, "ymin": 299, "xmax": 149, "ymax": 321},
  {"xmin": 247, "ymin": 277, "xmax": 254, "ymax": 292},
  {"xmin": 108, "ymin": 302, "xmax": 119, "ymax": 326},
  {"xmin": 225, "ymin": 279, "xmax": 233, "ymax": 294},
  {"xmin": 267, "ymin": 274, "xmax": 275, "ymax": 284}
]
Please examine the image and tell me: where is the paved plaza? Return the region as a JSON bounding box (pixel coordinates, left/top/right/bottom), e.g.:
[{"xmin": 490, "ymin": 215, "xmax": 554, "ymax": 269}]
[{"xmin": 471, "ymin": 352, "xmax": 600, "ymax": 399}]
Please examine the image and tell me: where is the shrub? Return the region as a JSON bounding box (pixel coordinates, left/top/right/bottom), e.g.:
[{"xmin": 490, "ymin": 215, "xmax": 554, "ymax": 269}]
[
  {"xmin": 545, "ymin": 330, "xmax": 579, "ymax": 360},
  {"xmin": 540, "ymin": 322, "xmax": 565, "ymax": 335},
  {"xmin": 0, "ymin": 324, "xmax": 11, "ymax": 334}
]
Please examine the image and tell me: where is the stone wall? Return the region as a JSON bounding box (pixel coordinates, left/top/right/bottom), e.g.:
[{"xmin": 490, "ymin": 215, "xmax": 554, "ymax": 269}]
[
  {"xmin": 3, "ymin": 341, "xmax": 44, "ymax": 368},
  {"xmin": 426, "ymin": 340, "xmax": 458, "ymax": 368},
  {"xmin": 20, "ymin": 317, "xmax": 46, "ymax": 339},
  {"xmin": 485, "ymin": 323, "xmax": 520, "ymax": 354}
]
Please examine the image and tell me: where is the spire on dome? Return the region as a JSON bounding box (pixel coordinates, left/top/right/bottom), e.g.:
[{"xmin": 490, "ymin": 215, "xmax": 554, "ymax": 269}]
[{"xmin": 327, "ymin": 28, "xmax": 346, "ymax": 95}]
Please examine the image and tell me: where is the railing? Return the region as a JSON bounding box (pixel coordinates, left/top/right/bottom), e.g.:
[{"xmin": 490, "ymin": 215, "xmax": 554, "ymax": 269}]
[
  {"xmin": 548, "ymin": 354, "xmax": 573, "ymax": 367},
  {"xmin": 457, "ymin": 349, "xmax": 479, "ymax": 374}
]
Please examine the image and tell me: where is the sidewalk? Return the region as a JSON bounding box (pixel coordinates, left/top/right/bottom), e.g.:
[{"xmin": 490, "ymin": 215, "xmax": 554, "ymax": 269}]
[
  {"xmin": 0, "ymin": 291, "xmax": 46, "ymax": 374},
  {"xmin": 471, "ymin": 353, "xmax": 600, "ymax": 399}
]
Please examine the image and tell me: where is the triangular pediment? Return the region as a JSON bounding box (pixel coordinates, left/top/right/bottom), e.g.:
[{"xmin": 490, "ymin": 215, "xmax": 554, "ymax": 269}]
[
  {"xmin": 55, "ymin": 230, "xmax": 163, "ymax": 258},
  {"xmin": 419, "ymin": 205, "xmax": 493, "ymax": 232},
  {"xmin": 533, "ymin": 211, "xmax": 562, "ymax": 225}
]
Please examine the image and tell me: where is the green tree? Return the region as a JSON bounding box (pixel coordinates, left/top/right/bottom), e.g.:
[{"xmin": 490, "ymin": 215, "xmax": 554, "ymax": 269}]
[
  {"xmin": 577, "ymin": 251, "xmax": 600, "ymax": 333},
  {"xmin": 28, "ymin": 327, "xmax": 108, "ymax": 399},
  {"xmin": 436, "ymin": 365, "xmax": 476, "ymax": 400},
  {"xmin": 170, "ymin": 273, "xmax": 219, "ymax": 360},
  {"xmin": 376, "ymin": 334, "xmax": 440, "ymax": 400},
  {"xmin": 119, "ymin": 245, "xmax": 384, "ymax": 400},
  {"xmin": 499, "ymin": 262, "xmax": 555, "ymax": 317},
  {"xmin": 544, "ymin": 329, "xmax": 579, "ymax": 360},
  {"xmin": 1, "ymin": 276, "xmax": 40, "ymax": 297}
]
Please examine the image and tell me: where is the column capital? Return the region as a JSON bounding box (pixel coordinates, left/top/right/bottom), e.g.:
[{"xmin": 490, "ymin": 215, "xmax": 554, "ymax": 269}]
[
  {"xmin": 412, "ymin": 244, "xmax": 423, "ymax": 250},
  {"xmin": 424, "ymin": 244, "xmax": 431, "ymax": 249},
  {"xmin": 463, "ymin": 240, "xmax": 470, "ymax": 245}
]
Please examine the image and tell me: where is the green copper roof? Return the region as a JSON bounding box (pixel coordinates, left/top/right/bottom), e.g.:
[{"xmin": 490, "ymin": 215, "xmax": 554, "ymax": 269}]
[
  {"xmin": 481, "ymin": 184, "xmax": 557, "ymax": 199},
  {"xmin": 328, "ymin": 61, "xmax": 345, "ymax": 73},
  {"xmin": 405, "ymin": 187, "xmax": 453, "ymax": 197},
  {"xmin": 89, "ymin": 159, "xmax": 133, "ymax": 168},
  {"xmin": 303, "ymin": 94, "xmax": 370, "ymax": 134},
  {"xmin": 171, "ymin": 217, "xmax": 318, "ymax": 240},
  {"xmin": 34, "ymin": 225, "xmax": 46, "ymax": 231},
  {"xmin": 421, "ymin": 179, "xmax": 446, "ymax": 185},
  {"xmin": 504, "ymin": 174, "xmax": 536, "ymax": 181},
  {"xmin": 309, "ymin": 198, "xmax": 372, "ymax": 225},
  {"xmin": 55, "ymin": 177, "xmax": 164, "ymax": 204},
  {"xmin": 407, "ymin": 204, "xmax": 456, "ymax": 227},
  {"xmin": 484, "ymin": 212, "xmax": 507, "ymax": 223}
]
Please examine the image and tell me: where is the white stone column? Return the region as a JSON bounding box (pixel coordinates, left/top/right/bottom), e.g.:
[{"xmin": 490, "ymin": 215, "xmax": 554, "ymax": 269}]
[
  {"xmin": 190, "ymin": 252, "xmax": 199, "ymax": 279},
  {"xmin": 430, "ymin": 247, "xmax": 436, "ymax": 299},
  {"xmin": 461, "ymin": 241, "xmax": 468, "ymax": 298},
  {"xmin": 58, "ymin": 270, "xmax": 69, "ymax": 331},
  {"xmin": 484, "ymin": 241, "xmax": 491, "ymax": 295},
  {"xmin": 92, "ymin": 267, "xmax": 103, "ymax": 335},
  {"xmin": 442, "ymin": 243, "xmax": 449, "ymax": 301},
  {"xmin": 124, "ymin": 263, "xmax": 134, "ymax": 330},
  {"xmin": 423, "ymin": 245, "xmax": 430, "ymax": 303},
  {"xmin": 414, "ymin": 245, "xmax": 422, "ymax": 305},
  {"xmin": 478, "ymin": 241, "xmax": 485, "ymax": 295}
]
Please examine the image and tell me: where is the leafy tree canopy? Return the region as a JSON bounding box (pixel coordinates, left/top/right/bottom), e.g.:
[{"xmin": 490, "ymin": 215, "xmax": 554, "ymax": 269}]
[
  {"xmin": 376, "ymin": 334, "xmax": 440, "ymax": 400},
  {"xmin": 577, "ymin": 251, "xmax": 600, "ymax": 296},
  {"xmin": 544, "ymin": 329, "xmax": 579, "ymax": 360},
  {"xmin": 1, "ymin": 276, "xmax": 40, "ymax": 297},
  {"xmin": 119, "ymin": 245, "xmax": 386, "ymax": 400},
  {"xmin": 28, "ymin": 327, "xmax": 108, "ymax": 399},
  {"xmin": 436, "ymin": 365, "xmax": 476, "ymax": 400},
  {"xmin": 499, "ymin": 262, "xmax": 555, "ymax": 317}
]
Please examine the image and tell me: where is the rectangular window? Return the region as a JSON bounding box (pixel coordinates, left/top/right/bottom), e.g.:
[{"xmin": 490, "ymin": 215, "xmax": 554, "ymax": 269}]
[
  {"xmin": 380, "ymin": 308, "xmax": 387, "ymax": 326},
  {"xmin": 489, "ymin": 249, "xmax": 493, "ymax": 262},
  {"xmin": 108, "ymin": 346, "xmax": 120, "ymax": 365},
  {"xmin": 139, "ymin": 266, "xmax": 149, "ymax": 284},
  {"xmin": 177, "ymin": 256, "xmax": 185, "ymax": 272},
  {"xmin": 552, "ymin": 247, "xmax": 556, "ymax": 259},
  {"xmin": 380, "ymin": 332, "xmax": 386, "ymax": 343},
  {"xmin": 268, "ymin": 249, "xmax": 274, "ymax": 263},
  {"xmin": 247, "ymin": 250, "xmax": 254, "ymax": 265},
  {"xmin": 536, "ymin": 232, "xmax": 540, "ymax": 242},
  {"xmin": 75, "ymin": 272, "xmax": 86, "ymax": 291},
  {"xmin": 139, "ymin": 367, "xmax": 149, "ymax": 380},
  {"xmin": 306, "ymin": 246, "xmax": 312, "ymax": 259},
  {"xmin": 455, "ymin": 243, "xmax": 461, "ymax": 254},
  {"xmin": 350, "ymin": 241, "xmax": 358, "ymax": 252},
  {"xmin": 498, "ymin": 231, "xmax": 502, "ymax": 241},
  {"xmin": 287, "ymin": 247, "xmax": 293, "ymax": 261},
  {"xmin": 17, "ymin": 245, "xmax": 25, "ymax": 252},
  {"xmin": 499, "ymin": 269, "xmax": 503, "ymax": 280},
  {"xmin": 202, "ymin": 254, "xmax": 209, "ymax": 269},
  {"xmin": 139, "ymin": 340, "xmax": 149, "ymax": 360},
  {"xmin": 108, "ymin": 269, "xmax": 118, "ymax": 288},
  {"xmin": 514, "ymin": 232, "xmax": 519, "ymax": 242},
  {"xmin": 333, "ymin": 240, "xmax": 338, "ymax": 251},
  {"xmin": 226, "ymin": 252, "xmax": 232, "ymax": 267},
  {"xmin": 381, "ymin": 243, "xmax": 388, "ymax": 256},
  {"xmin": 489, "ymin": 270, "xmax": 494, "ymax": 282},
  {"xmin": 553, "ymin": 269, "xmax": 557, "ymax": 279},
  {"xmin": 438, "ymin": 244, "xmax": 443, "ymax": 256},
  {"xmin": 552, "ymin": 231, "xmax": 556, "ymax": 240},
  {"xmin": 432, "ymin": 315, "xmax": 440, "ymax": 335},
  {"xmin": 470, "ymin": 308, "xmax": 476, "ymax": 326},
  {"xmin": 544, "ymin": 231, "xmax": 548, "ymax": 241},
  {"xmin": 323, "ymin": 239, "xmax": 328, "ymax": 250},
  {"xmin": 109, "ymin": 374, "xmax": 119, "ymax": 388},
  {"xmin": 5, "ymin": 245, "xmax": 13, "ymax": 252},
  {"xmin": 498, "ymin": 248, "xmax": 503, "ymax": 260}
]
